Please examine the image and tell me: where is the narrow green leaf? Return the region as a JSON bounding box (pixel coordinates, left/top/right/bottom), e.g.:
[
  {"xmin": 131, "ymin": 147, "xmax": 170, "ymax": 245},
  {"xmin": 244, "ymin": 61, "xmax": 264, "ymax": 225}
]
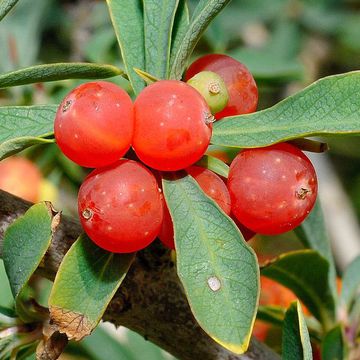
[
  {"xmin": 261, "ymin": 250, "xmax": 335, "ymax": 331},
  {"xmin": 0, "ymin": 63, "xmax": 123, "ymax": 89},
  {"xmin": 257, "ymin": 306, "xmax": 286, "ymax": 327},
  {"xmin": 321, "ymin": 325, "xmax": 346, "ymax": 360},
  {"xmin": 143, "ymin": 0, "xmax": 179, "ymax": 79},
  {"xmin": 339, "ymin": 255, "xmax": 360, "ymax": 312},
  {"xmin": 206, "ymin": 144, "xmax": 240, "ymax": 164},
  {"xmin": 0, "ymin": 329, "xmax": 16, "ymax": 358},
  {"xmin": 294, "ymin": 200, "xmax": 338, "ymax": 302},
  {"xmin": 0, "ymin": 305, "xmax": 15, "ymax": 319},
  {"xmin": 195, "ymin": 154, "xmax": 229, "ymax": 178},
  {"xmin": 212, "ymin": 72, "xmax": 360, "ymax": 147},
  {"xmin": 0, "ymin": 136, "xmax": 54, "ymax": 161},
  {"xmin": 170, "ymin": 0, "xmax": 231, "ymax": 79},
  {"xmin": 257, "ymin": 306, "xmax": 324, "ymax": 342},
  {"xmin": 126, "ymin": 330, "xmax": 175, "ymax": 360},
  {"xmin": 170, "ymin": 0, "xmax": 189, "ymax": 69},
  {"xmin": 80, "ymin": 326, "xmax": 136, "ymax": 360},
  {"xmin": 0, "ymin": 260, "xmax": 13, "ymax": 309},
  {"xmin": 0, "ymin": 0, "xmax": 18, "ymax": 21},
  {"xmin": 0, "ymin": 105, "xmax": 57, "ymax": 143},
  {"xmin": 48, "ymin": 234, "xmax": 134, "ymax": 341},
  {"xmin": 106, "ymin": 0, "xmax": 145, "ymax": 94},
  {"xmin": 162, "ymin": 174, "xmax": 259, "ymax": 354},
  {"xmin": 133, "ymin": 68, "xmax": 160, "ymax": 85},
  {"xmin": 282, "ymin": 302, "xmax": 312, "ymax": 360},
  {"xmin": 3, "ymin": 203, "xmax": 60, "ymax": 320}
]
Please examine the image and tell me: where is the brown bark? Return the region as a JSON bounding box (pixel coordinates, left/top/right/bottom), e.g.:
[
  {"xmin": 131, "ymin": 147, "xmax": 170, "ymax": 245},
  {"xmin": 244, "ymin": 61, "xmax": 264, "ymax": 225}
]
[{"xmin": 0, "ymin": 190, "xmax": 279, "ymax": 360}]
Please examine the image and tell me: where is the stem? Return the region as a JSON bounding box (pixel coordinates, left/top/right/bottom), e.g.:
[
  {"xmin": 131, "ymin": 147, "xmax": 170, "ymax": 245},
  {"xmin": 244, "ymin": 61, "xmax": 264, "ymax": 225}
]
[
  {"xmin": 0, "ymin": 190, "xmax": 279, "ymax": 360},
  {"xmin": 287, "ymin": 138, "xmax": 329, "ymax": 153}
]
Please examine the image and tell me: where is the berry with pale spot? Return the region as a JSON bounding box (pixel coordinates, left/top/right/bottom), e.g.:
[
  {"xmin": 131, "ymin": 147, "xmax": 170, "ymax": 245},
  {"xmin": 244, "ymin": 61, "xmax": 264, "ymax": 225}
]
[
  {"xmin": 228, "ymin": 143, "xmax": 317, "ymax": 235},
  {"xmin": 78, "ymin": 159, "xmax": 163, "ymax": 253}
]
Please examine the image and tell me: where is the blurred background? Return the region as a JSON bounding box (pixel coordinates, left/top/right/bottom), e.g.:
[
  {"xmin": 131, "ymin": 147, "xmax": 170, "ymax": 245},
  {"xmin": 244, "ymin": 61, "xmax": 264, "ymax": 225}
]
[{"xmin": 0, "ymin": 0, "xmax": 359, "ymax": 358}]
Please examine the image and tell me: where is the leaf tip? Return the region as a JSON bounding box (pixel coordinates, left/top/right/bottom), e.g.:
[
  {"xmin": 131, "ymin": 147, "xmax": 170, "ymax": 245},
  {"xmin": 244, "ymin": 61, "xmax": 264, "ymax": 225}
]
[
  {"xmin": 49, "ymin": 306, "xmax": 93, "ymax": 341},
  {"xmin": 211, "ymin": 336, "xmax": 248, "ymax": 354}
]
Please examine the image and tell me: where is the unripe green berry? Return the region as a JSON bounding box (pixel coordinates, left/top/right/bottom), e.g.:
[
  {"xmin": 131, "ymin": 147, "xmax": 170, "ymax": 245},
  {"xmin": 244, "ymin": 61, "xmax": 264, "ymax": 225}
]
[{"xmin": 186, "ymin": 71, "xmax": 229, "ymax": 115}]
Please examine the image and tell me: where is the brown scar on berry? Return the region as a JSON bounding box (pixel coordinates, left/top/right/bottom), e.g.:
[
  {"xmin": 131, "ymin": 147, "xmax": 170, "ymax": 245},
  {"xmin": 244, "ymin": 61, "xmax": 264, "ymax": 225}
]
[
  {"xmin": 62, "ymin": 100, "xmax": 72, "ymax": 113},
  {"xmin": 295, "ymin": 187, "xmax": 311, "ymax": 200},
  {"xmin": 82, "ymin": 208, "xmax": 93, "ymax": 220},
  {"xmin": 204, "ymin": 112, "xmax": 216, "ymax": 125},
  {"xmin": 49, "ymin": 306, "xmax": 93, "ymax": 341}
]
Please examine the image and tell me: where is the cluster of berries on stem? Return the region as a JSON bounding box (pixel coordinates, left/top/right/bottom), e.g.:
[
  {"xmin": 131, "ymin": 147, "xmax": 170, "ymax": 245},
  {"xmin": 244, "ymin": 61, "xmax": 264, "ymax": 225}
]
[{"xmin": 54, "ymin": 54, "xmax": 317, "ymax": 253}]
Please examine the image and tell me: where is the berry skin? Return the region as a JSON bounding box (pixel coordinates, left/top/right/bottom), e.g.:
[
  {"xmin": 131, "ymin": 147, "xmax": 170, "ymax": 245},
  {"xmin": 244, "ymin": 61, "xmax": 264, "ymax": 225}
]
[
  {"xmin": 187, "ymin": 71, "xmax": 229, "ymax": 114},
  {"xmin": 78, "ymin": 159, "xmax": 163, "ymax": 253},
  {"xmin": 228, "ymin": 143, "xmax": 317, "ymax": 235},
  {"xmin": 230, "ymin": 214, "xmax": 256, "ymax": 241},
  {"xmin": 54, "ymin": 81, "xmax": 134, "ymax": 168},
  {"xmin": 185, "ymin": 54, "xmax": 258, "ymax": 119},
  {"xmin": 159, "ymin": 166, "xmax": 231, "ymax": 249},
  {"xmin": 133, "ymin": 80, "xmax": 213, "ymax": 171}
]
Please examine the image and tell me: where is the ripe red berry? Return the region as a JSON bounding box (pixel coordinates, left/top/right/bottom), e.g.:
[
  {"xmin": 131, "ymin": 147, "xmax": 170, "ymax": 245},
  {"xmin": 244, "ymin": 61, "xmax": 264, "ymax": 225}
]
[
  {"xmin": 133, "ymin": 80, "xmax": 213, "ymax": 171},
  {"xmin": 228, "ymin": 143, "xmax": 317, "ymax": 235},
  {"xmin": 185, "ymin": 54, "xmax": 258, "ymax": 119},
  {"xmin": 159, "ymin": 166, "xmax": 231, "ymax": 249},
  {"xmin": 78, "ymin": 159, "xmax": 163, "ymax": 253},
  {"xmin": 54, "ymin": 81, "xmax": 134, "ymax": 168},
  {"xmin": 230, "ymin": 214, "xmax": 256, "ymax": 242}
]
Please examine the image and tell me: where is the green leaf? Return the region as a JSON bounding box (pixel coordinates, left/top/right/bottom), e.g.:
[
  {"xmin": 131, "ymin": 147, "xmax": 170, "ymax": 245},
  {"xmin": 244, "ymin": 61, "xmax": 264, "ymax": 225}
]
[
  {"xmin": 79, "ymin": 326, "xmax": 135, "ymax": 360},
  {"xmin": 170, "ymin": 0, "xmax": 189, "ymax": 69},
  {"xmin": 294, "ymin": 200, "xmax": 338, "ymax": 302},
  {"xmin": 0, "ymin": 329, "xmax": 16, "ymax": 358},
  {"xmin": 282, "ymin": 302, "xmax": 312, "ymax": 360},
  {"xmin": 133, "ymin": 68, "xmax": 160, "ymax": 85},
  {"xmin": 106, "ymin": 0, "xmax": 145, "ymax": 95},
  {"xmin": 0, "ymin": 0, "xmax": 18, "ymax": 21},
  {"xmin": 339, "ymin": 255, "xmax": 360, "ymax": 312},
  {"xmin": 321, "ymin": 325, "xmax": 346, "ymax": 360},
  {"xmin": 162, "ymin": 173, "xmax": 259, "ymax": 354},
  {"xmin": 257, "ymin": 305, "xmax": 285, "ymax": 327},
  {"xmin": 48, "ymin": 234, "xmax": 134, "ymax": 341},
  {"xmin": 0, "ymin": 0, "xmax": 53, "ymax": 73},
  {"xmin": 261, "ymin": 250, "xmax": 335, "ymax": 331},
  {"xmin": 0, "ymin": 136, "xmax": 54, "ymax": 161},
  {"xmin": 0, "ymin": 63, "xmax": 123, "ymax": 89},
  {"xmin": 170, "ymin": 0, "xmax": 231, "ymax": 79},
  {"xmin": 125, "ymin": 329, "xmax": 174, "ymax": 360},
  {"xmin": 143, "ymin": 0, "xmax": 179, "ymax": 79},
  {"xmin": 0, "ymin": 260, "xmax": 13, "ymax": 309},
  {"xmin": 195, "ymin": 154, "xmax": 229, "ymax": 178},
  {"xmin": 0, "ymin": 105, "xmax": 57, "ymax": 143},
  {"xmin": 3, "ymin": 203, "xmax": 60, "ymax": 321},
  {"xmin": 206, "ymin": 144, "xmax": 240, "ymax": 164},
  {"xmin": 212, "ymin": 72, "xmax": 360, "ymax": 147}
]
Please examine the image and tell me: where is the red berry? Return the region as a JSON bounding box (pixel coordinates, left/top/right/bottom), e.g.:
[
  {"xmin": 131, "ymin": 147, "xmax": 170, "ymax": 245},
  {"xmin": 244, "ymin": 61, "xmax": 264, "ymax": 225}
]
[
  {"xmin": 230, "ymin": 214, "xmax": 256, "ymax": 241},
  {"xmin": 185, "ymin": 54, "xmax": 258, "ymax": 119},
  {"xmin": 78, "ymin": 159, "xmax": 163, "ymax": 253},
  {"xmin": 133, "ymin": 80, "xmax": 213, "ymax": 171},
  {"xmin": 159, "ymin": 199, "xmax": 175, "ymax": 250},
  {"xmin": 159, "ymin": 166, "xmax": 231, "ymax": 249},
  {"xmin": 187, "ymin": 166, "xmax": 231, "ymax": 214},
  {"xmin": 54, "ymin": 81, "xmax": 134, "ymax": 168},
  {"xmin": 228, "ymin": 143, "xmax": 317, "ymax": 235}
]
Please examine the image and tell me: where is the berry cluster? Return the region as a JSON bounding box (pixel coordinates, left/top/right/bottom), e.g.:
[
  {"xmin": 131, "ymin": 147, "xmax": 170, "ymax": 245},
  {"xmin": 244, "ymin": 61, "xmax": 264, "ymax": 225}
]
[{"xmin": 54, "ymin": 54, "xmax": 317, "ymax": 253}]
